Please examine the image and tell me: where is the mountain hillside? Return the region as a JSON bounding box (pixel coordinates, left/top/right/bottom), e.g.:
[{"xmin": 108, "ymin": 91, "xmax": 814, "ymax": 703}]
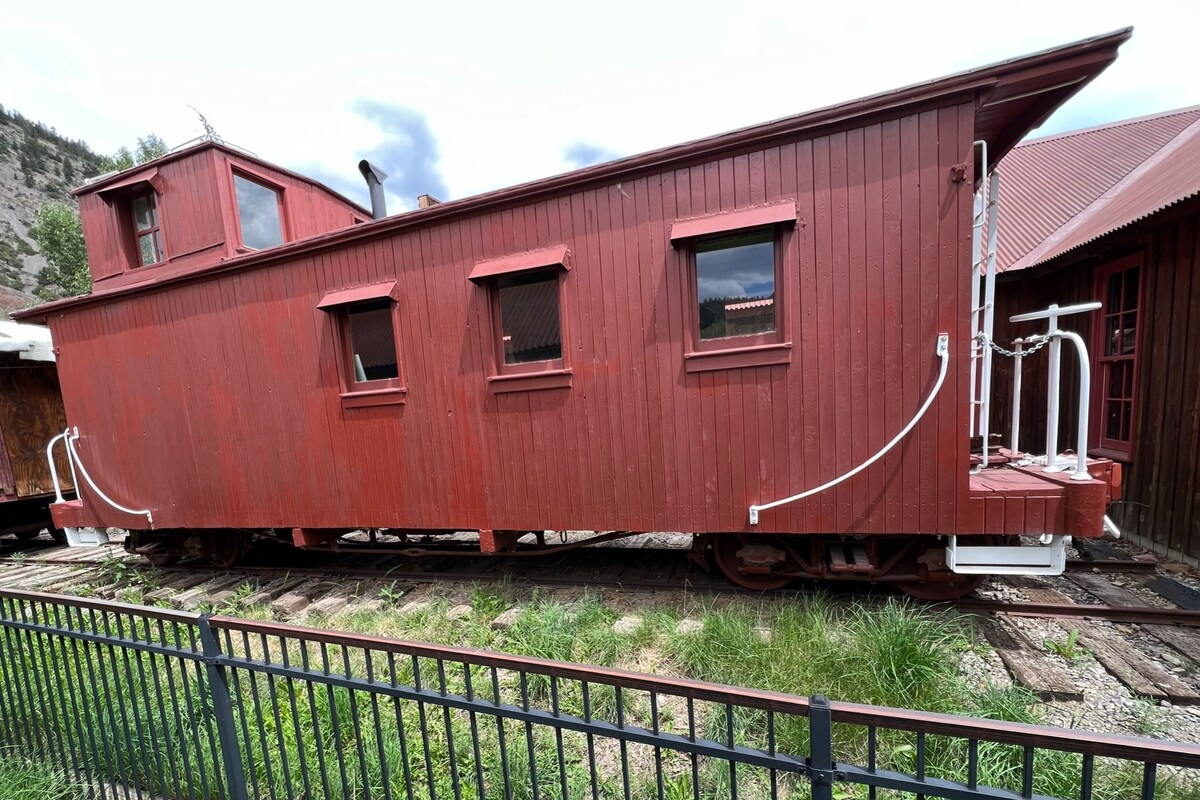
[{"xmin": 0, "ymin": 105, "xmax": 105, "ymax": 295}]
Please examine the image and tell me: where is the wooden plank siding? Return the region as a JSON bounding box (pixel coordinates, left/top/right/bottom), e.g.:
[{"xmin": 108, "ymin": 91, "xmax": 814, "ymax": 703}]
[
  {"xmin": 994, "ymin": 195, "xmax": 1200, "ymax": 561},
  {"xmin": 45, "ymin": 103, "xmax": 978, "ymax": 537},
  {"xmin": 76, "ymin": 144, "xmax": 369, "ymax": 292}
]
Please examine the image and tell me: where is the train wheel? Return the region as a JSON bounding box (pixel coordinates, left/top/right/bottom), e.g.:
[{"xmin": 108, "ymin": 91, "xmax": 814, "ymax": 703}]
[
  {"xmin": 47, "ymin": 526, "xmax": 67, "ymax": 545},
  {"xmin": 206, "ymin": 530, "xmax": 249, "ymax": 569},
  {"xmin": 711, "ymin": 535, "xmax": 794, "ymax": 591},
  {"xmin": 15, "ymin": 530, "xmax": 40, "ymax": 542},
  {"xmin": 894, "ymin": 574, "xmax": 985, "ymax": 602}
]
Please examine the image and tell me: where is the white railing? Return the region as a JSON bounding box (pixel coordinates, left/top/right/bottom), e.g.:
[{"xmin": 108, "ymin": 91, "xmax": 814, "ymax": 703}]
[
  {"xmin": 969, "ymin": 144, "xmax": 1000, "ymax": 453},
  {"xmin": 45, "ymin": 426, "xmax": 150, "ymax": 545},
  {"xmin": 1006, "ymin": 302, "xmax": 1102, "ymax": 481}
]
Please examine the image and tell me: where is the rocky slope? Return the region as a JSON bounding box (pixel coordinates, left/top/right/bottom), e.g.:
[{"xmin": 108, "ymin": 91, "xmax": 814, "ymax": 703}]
[{"xmin": 0, "ymin": 105, "xmax": 104, "ymax": 294}]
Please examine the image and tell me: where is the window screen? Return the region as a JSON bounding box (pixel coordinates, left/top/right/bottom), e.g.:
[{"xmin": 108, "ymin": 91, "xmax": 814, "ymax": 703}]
[
  {"xmin": 347, "ymin": 300, "xmax": 399, "ymax": 382},
  {"xmin": 497, "ymin": 271, "xmax": 562, "ymax": 365}
]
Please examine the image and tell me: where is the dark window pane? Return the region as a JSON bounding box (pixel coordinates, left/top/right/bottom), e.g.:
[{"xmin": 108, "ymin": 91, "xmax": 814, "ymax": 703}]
[
  {"xmin": 1121, "ymin": 311, "xmax": 1137, "ymax": 355},
  {"xmin": 234, "ymin": 174, "xmax": 284, "ymax": 250},
  {"xmin": 137, "ymin": 233, "xmax": 158, "ymax": 266},
  {"xmin": 1123, "ymin": 267, "xmax": 1139, "ymax": 312},
  {"xmin": 1107, "ymin": 362, "xmax": 1126, "ymax": 401},
  {"xmin": 347, "ymin": 300, "xmax": 399, "ymax": 382},
  {"xmin": 498, "ymin": 271, "xmax": 562, "ymax": 365},
  {"xmin": 1104, "ymin": 315, "xmax": 1121, "ymax": 356},
  {"xmin": 132, "ymin": 194, "xmax": 153, "ymax": 231},
  {"xmin": 1105, "ymin": 400, "xmax": 1124, "ymax": 441},
  {"xmin": 695, "ymin": 229, "xmax": 775, "ymax": 341},
  {"xmin": 1107, "ymin": 272, "xmax": 1122, "ymax": 313}
]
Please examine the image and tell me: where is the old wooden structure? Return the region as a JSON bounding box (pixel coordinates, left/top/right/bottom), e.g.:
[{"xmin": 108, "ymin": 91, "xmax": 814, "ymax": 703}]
[
  {"xmin": 994, "ymin": 104, "xmax": 1200, "ymax": 565},
  {"xmin": 0, "ymin": 320, "xmax": 71, "ymax": 539},
  {"xmin": 14, "ymin": 31, "xmax": 1133, "ymax": 596}
]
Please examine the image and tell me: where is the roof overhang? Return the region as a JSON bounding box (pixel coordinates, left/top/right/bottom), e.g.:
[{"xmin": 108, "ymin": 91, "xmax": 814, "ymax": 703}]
[
  {"xmin": 18, "ymin": 28, "xmax": 1133, "ymax": 323},
  {"xmin": 973, "ymin": 29, "xmax": 1133, "ymax": 170},
  {"xmin": 0, "ymin": 320, "xmax": 56, "ymax": 362}
]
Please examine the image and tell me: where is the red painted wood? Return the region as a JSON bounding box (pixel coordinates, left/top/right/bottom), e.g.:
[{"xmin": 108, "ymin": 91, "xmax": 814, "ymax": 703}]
[
  {"xmin": 669, "ymin": 201, "xmax": 797, "ymax": 240},
  {"xmin": 37, "ymin": 96, "xmax": 1112, "ymax": 545}
]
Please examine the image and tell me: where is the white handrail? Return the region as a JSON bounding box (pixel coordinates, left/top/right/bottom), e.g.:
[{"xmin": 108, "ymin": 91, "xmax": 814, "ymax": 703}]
[
  {"xmin": 748, "ymin": 334, "xmax": 950, "ymax": 525},
  {"xmin": 1009, "ymin": 338, "xmax": 1024, "ymax": 454},
  {"xmin": 1007, "ymin": 302, "xmax": 1101, "ymax": 472},
  {"xmin": 45, "ymin": 429, "xmax": 72, "ymax": 504},
  {"xmin": 1051, "ymin": 330, "xmax": 1092, "ymax": 481},
  {"xmin": 65, "ymin": 427, "xmax": 153, "ymax": 527}
]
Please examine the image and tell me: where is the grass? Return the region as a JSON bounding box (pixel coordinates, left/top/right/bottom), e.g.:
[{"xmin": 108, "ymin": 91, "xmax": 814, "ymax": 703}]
[
  {"xmin": 0, "ymin": 750, "xmax": 76, "ymax": 799},
  {"xmin": 0, "ymin": 586, "xmax": 1194, "ymax": 800}
]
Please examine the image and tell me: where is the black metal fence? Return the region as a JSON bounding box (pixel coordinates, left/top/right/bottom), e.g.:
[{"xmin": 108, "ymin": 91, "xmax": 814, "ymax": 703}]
[{"xmin": 0, "ymin": 587, "xmax": 1197, "ymax": 800}]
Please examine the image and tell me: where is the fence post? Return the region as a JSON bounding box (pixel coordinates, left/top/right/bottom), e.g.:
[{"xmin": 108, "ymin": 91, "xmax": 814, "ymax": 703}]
[
  {"xmin": 198, "ymin": 614, "xmax": 250, "ymax": 800},
  {"xmin": 808, "ymin": 695, "xmax": 836, "ymax": 800}
]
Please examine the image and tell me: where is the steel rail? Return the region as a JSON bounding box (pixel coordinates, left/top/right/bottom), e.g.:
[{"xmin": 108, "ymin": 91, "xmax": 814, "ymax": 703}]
[{"xmin": 953, "ymin": 597, "xmax": 1200, "ymax": 627}]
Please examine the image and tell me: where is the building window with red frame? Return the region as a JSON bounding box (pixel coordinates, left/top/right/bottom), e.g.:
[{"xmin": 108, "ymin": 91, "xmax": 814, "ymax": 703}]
[
  {"xmin": 131, "ymin": 192, "xmax": 164, "ymax": 266},
  {"xmin": 1092, "ymin": 256, "xmax": 1141, "ymax": 459}
]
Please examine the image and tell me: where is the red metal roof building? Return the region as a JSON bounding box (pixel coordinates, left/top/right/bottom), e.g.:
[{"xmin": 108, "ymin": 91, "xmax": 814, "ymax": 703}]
[
  {"xmin": 995, "ymin": 104, "xmax": 1200, "ymax": 564},
  {"xmin": 13, "ymin": 31, "xmax": 1133, "ymax": 592}
]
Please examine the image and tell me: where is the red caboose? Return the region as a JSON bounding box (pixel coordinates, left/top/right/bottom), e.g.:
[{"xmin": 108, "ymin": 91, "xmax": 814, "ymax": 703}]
[{"xmin": 14, "ymin": 31, "xmax": 1132, "ymax": 598}]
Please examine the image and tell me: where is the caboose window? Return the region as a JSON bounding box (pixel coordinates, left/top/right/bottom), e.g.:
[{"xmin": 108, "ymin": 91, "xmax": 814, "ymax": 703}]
[
  {"xmin": 469, "ymin": 245, "xmax": 573, "ymax": 393},
  {"xmin": 317, "ymin": 282, "xmax": 406, "ymax": 408},
  {"xmin": 695, "ymin": 229, "xmax": 776, "ymax": 340},
  {"xmin": 347, "ymin": 300, "xmax": 400, "ymax": 382},
  {"xmin": 496, "ymin": 271, "xmax": 563, "ymax": 365},
  {"xmin": 131, "ymin": 192, "xmax": 164, "ymax": 266},
  {"xmin": 234, "ymin": 173, "xmax": 285, "ymax": 250}
]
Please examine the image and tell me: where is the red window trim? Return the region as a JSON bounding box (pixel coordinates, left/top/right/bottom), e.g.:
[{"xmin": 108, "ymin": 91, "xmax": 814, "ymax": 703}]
[
  {"xmin": 1089, "ymin": 253, "xmax": 1143, "ymax": 460},
  {"xmin": 670, "ymin": 201, "xmax": 797, "ymax": 241},
  {"xmin": 469, "ymin": 245, "xmax": 572, "ymax": 282},
  {"xmin": 675, "ymin": 220, "xmax": 793, "ymax": 364},
  {"xmin": 318, "ymin": 285, "xmax": 406, "ymax": 408},
  {"xmin": 230, "ymin": 166, "xmax": 290, "ymax": 252},
  {"xmin": 317, "ymin": 281, "xmax": 399, "ymax": 309},
  {"xmin": 471, "ymin": 247, "xmax": 572, "ymax": 391},
  {"xmin": 684, "ymin": 342, "xmax": 792, "ymax": 373}
]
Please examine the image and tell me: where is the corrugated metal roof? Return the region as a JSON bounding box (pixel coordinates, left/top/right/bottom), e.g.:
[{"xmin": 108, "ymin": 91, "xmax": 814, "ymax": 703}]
[{"xmin": 997, "ymin": 105, "xmax": 1200, "ymax": 271}]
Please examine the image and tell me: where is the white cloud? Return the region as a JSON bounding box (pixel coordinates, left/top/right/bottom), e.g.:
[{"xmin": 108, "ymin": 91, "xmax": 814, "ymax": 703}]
[{"xmin": 2, "ymin": 0, "xmax": 1193, "ymax": 205}]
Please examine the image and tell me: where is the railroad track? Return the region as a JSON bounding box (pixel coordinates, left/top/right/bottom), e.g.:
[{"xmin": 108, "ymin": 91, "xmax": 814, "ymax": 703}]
[{"xmin": 0, "ymin": 541, "xmax": 1191, "ymax": 625}]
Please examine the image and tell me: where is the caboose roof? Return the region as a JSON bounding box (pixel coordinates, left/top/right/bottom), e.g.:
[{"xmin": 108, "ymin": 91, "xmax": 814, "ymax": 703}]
[
  {"xmin": 14, "ymin": 27, "xmax": 1132, "ymax": 323},
  {"xmin": 71, "ymin": 139, "xmax": 371, "ymax": 217}
]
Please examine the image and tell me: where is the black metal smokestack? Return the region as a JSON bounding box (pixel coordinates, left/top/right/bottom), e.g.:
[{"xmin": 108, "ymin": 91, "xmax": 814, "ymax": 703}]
[{"xmin": 358, "ymin": 160, "xmax": 388, "ymax": 219}]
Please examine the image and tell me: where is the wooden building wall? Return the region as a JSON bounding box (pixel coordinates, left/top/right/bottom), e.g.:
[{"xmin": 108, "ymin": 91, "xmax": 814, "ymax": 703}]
[
  {"xmin": 47, "ymin": 103, "xmax": 976, "ymax": 537},
  {"xmin": 0, "ymin": 355, "xmax": 71, "ymax": 500},
  {"xmin": 995, "ymin": 195, "xmax": 1200, "ymax": 561}
]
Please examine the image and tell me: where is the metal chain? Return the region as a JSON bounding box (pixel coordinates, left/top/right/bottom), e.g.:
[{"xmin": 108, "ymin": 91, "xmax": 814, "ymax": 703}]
[{"xmin": 974, "ymin": 332, "xmax": 1051, "ymax": 358}]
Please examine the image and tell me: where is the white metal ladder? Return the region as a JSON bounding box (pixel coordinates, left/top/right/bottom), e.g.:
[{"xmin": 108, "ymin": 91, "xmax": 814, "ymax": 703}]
[{"xmin": 968, "ymin": 141, "xmax": 1000, "ymax": 468}]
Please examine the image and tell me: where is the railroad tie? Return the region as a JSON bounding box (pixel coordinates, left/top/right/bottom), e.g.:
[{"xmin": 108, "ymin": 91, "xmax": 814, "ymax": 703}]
[{"xmin": 983, "ymin": 617, "xmax": 1082, "ymax": 701}]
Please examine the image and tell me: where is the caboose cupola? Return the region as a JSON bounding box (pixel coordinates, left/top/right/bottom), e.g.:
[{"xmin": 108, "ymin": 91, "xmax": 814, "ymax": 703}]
[{"xmin": 72, "ymin": 140, "xmax": 370, "ymax": 289}]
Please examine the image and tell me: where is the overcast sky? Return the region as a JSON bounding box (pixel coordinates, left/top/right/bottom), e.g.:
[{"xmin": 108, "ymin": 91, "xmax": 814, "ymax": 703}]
[{"xmin": 2, "ymin": 1, "xmax": 1194, "ymax": 212}]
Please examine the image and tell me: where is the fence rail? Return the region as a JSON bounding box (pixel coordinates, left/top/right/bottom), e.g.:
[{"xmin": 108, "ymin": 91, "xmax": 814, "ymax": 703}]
[{"xmin": 0, "ymin": 587, "xmax": 1197, "ymax": 800}]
